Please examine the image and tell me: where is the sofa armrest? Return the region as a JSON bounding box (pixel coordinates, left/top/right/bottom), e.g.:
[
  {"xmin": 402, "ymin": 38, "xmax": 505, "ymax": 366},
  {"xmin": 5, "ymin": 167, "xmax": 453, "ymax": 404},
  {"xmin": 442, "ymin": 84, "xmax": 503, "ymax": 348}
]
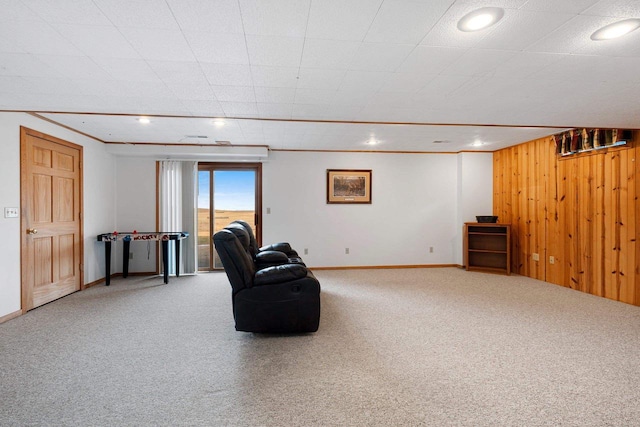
[
  {"xmin": 256, "ymin": 250, "xmax": 288, "ymax": 264},
  {"xmin": 259, "ymin": 242, "xmax": 293, "ymax": 254},
  {"xmin": 254, "ymin": 264, "xmax": 308, "ymax": 286}
]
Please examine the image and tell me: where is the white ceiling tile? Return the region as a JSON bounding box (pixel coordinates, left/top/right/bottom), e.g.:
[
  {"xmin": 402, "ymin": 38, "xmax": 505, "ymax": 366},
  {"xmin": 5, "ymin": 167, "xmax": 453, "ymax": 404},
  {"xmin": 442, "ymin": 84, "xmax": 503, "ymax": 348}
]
[
  {"xmin": 396, "ymin": 45, "xmax": 465, "ymax": 75},
  {"xmin": 24, "ymin": 0, "xmax": 112, "ymax": 25},
  {"xmin": 94, "ymin": 0, "xmax": 179, "ymax": 29},
  {"xmin": 212, "ymin": 86, "xmax": 256, "ymax": 102},
  {"xmin": 119, "ymin": 28, "xmax": 195, "ymax": 62},
  {"xmin": 415, "ymin": 74, "xmax": 473, "ymax": 101},
  {"xmin": 364, "ymin": 0, "xmax": 453, "ymax": 44},
  {"xmin": 202, "ymin": 63, "xmax": 253, "ymax": 86},
  {"xmin": 347, "ymin": 43, "xmax": 415, "ymax": 72},
  {"xmin": 0, "ymin": 35, "xmax": 24, "ymax": 54},
  {"xmin": 520, "ymin": 0, "xmax": 599, "ymax": 13},
  {"xmin": 250, "ymin": 66, "xmax": 299, "ymax": 87},
  {"xmin": 9, "ymin": 76, "xmax": 80, "ymax": 95},
  {"xmin": 332, "ymin": 89, "xmax": 375, "ymax": 106},
  {"xmin": 474, "ymin": 10, "xmax": 575, "ymax": 51},
  {"xmin": 524, "ymin": 14, "xmax": 611, "ymax": 54},
  {"xmin": 491, "ymin": 51, "xmax": 566, "ymax": 78},
  {"xmin": 246, "ymin": 35, "xmax": 304, "ymax": 67},
  {"xmin": 166, "ymin": 81, "xmax": 215, "ymax": 101},
  {"xmin": 306, "ymin": 0, "xmax": 383, "ymax": 41},
  {"xmin": 184, "ymin": 32, "xmax": 249, "ymax": 64},
  {"xmin": 378, "ymin": 72, "xmax": 435, "ymax": 93},
  {"xmin": 0, "ymin": 21, "xmax": 81, "ymax": 55},
  {"xmin": 338, "ymin": 70, "xmax": 390, "ymax": 91},
  {"xmin": 181, "ymin": 99, "xmax": 226, "ymax": 116},
  {"xmin": 294, "ymin": 88, "xmax": 335, "ymax": 105},
  {"xmin": 147, "ymin": 61, "xmax": 208, "ymax": 84},
  {"xmin": 291, "ymin": 103, "xmax": 331, "ymax": 119},
  {"xmin": 300, "ymin": 39, "xmax": 361, "ymax": 69},
  {"xmin": 256, "ymin": 102, "xmax": 293, "ymax": 118},
  {"xmin": 54, "ymin": 24, "xmax": 141, "ymax": 59},
  {"xmin": 583, "ymin": 0, "xmax": 640, "ymax": 17},
  {"xmin": 296, "ymin": 68, "xmax": 346, "ymax": 90},
  {"xmin": 220, "ymin": 101, "xmax": 259, "ymax": 116},
  {"xmin": 0, "ymin": 53, "xmax": 62, "ymax": 77},
  {"xmin": 35, "ymin": 54, "xmax": 114, "ymax": 80},
  {"xmin": 239, "ymin": 0, "xmax": 310, "ymax": 37},
  {"xmin": 254, "ymin": 87, "xmax": 296, "ymax": 103},
  {"xmin": 91, "ymin": 57, "xmax": 158, "ymax": 82},
  {"xmin": 0, "ymin": 2, "xmax": 43, "ymax": 22},
  {"xmin": 167, "ymin": 0, "xmax": 244, "ymax": 34},
  {"xmin": 443, "ymin": 49, "xmax": 518, "ymax": 76}
]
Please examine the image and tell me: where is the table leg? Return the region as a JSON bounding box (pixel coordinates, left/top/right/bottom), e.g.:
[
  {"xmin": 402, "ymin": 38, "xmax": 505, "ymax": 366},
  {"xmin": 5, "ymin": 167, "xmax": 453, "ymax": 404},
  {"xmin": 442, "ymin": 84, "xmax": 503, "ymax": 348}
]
[
  {"xmin": 162, "ymin": 240, "xmax": 169, "ymax": 284},
  {"xmin": 105, "ymin": 241, "xmax": 111, "ymax": 286},
  {"xmin": 123, "ymin": 240, "xmax": 130, "ymax": 278},
  {"xmin": 175, "ymin": 239, "xmax": 181, "ymax": 277}
]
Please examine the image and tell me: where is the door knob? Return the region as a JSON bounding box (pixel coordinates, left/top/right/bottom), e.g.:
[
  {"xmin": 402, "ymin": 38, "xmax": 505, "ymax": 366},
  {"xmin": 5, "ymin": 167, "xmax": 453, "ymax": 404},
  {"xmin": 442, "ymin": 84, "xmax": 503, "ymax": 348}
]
[{"xmin": 26, "ymin": 228, "xmax": 38, "ymax": 235}]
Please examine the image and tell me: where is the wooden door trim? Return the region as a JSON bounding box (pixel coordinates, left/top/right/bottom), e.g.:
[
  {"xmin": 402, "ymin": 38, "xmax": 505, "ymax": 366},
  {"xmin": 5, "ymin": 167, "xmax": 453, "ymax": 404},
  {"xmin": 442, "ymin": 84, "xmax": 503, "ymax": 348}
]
[{"xmin": 20, "ymin": 126, "xmax": 84, "ymax": 313}]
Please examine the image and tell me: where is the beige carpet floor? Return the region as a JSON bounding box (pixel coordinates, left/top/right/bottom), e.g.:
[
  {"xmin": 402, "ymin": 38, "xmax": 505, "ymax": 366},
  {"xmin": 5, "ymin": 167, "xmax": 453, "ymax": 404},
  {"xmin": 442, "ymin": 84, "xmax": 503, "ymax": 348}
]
[{"xmin": 1, "ymin": 268, "xmax": 639, "ymax": 426}]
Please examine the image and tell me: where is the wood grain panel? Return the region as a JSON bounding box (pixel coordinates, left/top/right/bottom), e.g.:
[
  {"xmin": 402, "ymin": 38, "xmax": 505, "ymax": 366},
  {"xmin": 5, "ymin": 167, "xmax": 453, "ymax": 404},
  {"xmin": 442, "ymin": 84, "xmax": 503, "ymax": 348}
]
[
  {"xmin": 32, "ymin": 174, "xmax": 52, "ymax": 223},
  {"xmin": 32, "ymin": 146, "xmax": 51, "ymax": 168},
  {"xmin": 54, "ymin": 177, "xmax": 74, "ymax": 222},
  {"xmin": 58, "ymin": 234, "xmax": 74, "ymax": 279},
  {"xmin": 493, "ymin": 131, "xmax": 639, "ymax": 307},
  {"xmin": 34, "ymin": 237, "xmax": 53, "ymax": 287},
  {"xmin": 54, "ymin": 151, "xmax": 74, "ymax": 172}
]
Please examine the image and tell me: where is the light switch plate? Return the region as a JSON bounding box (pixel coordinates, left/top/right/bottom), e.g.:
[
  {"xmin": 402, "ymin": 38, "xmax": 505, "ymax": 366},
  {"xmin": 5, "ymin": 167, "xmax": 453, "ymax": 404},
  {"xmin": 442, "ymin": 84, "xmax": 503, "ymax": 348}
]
[{"xmin": 4, "ymin": 207, "xmax": 19, "ymax": 218}]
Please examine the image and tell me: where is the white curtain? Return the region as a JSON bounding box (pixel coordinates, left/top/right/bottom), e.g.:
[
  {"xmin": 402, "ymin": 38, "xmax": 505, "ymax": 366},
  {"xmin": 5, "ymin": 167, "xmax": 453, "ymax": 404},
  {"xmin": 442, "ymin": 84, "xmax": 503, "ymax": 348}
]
[{"xmin": 159, "ymin": 161, "xmax": 197, "ymax": 275}]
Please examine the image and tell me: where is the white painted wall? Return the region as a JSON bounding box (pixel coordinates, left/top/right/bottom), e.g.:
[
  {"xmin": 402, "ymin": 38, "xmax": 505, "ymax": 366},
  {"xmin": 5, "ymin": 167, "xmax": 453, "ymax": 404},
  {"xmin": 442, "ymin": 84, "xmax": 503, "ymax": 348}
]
[
  {"xmin": 0, "ymin": 112, "xmax": 115, "ymax": 319},
  {"xmin": 262, "ymin": 150, "xmax": 493, "ymax": 267},
  {"xmin": 454, "ymin": 152, "xmax": 495, "ymax": 264}
]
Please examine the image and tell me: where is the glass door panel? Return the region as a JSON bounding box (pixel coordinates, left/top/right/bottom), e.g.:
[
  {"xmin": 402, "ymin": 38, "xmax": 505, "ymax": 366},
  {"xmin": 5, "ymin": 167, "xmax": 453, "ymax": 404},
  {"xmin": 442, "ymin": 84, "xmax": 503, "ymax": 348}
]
[
  {"xmin": 197, "ymin": 164, "xmax": 261, "ymax": 271},
  {"xmin": 213, "ymin": 170, "xmax": 256, "ymax": 269}
]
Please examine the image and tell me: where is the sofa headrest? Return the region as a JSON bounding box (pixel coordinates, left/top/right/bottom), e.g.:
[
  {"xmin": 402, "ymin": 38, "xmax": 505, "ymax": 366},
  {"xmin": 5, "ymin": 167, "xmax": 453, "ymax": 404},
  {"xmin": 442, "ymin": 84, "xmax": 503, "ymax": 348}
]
[
  {"xmin": 232, "ymin": 220, "xmax": 258, "ymax": 254},
  {"xmin": 224, "ymin": 223, "xmax": 250, "ymax": 250}
]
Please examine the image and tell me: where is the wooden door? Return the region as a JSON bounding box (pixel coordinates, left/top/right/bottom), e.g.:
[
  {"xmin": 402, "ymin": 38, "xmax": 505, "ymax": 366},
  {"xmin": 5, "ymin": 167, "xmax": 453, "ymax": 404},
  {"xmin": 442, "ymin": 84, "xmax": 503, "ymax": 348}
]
[{"xmin": 21, "ymin": 127, "xmax": 83, "ymax": 311}]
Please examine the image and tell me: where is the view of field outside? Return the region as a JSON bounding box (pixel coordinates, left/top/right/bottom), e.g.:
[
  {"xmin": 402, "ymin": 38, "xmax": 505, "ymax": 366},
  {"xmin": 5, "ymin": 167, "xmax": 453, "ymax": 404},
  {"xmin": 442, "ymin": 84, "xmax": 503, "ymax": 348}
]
[{"xmin": 197, "ymin": 170, "xmax": 256, "ymax": 270}]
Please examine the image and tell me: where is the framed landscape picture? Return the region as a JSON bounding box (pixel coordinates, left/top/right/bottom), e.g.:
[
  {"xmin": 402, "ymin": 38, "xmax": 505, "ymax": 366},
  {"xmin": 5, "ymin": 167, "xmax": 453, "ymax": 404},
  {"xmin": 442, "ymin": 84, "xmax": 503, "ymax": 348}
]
[{"xmin": 326, "ymin": 169, "xmax": 372, "ymax": 204}]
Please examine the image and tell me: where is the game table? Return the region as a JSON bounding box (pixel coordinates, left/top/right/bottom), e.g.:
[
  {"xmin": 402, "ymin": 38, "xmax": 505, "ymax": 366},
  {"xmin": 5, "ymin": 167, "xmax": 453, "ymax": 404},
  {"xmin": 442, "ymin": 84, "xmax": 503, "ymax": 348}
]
[{"xmin": 97, "ymin": 231, "xmax": 189, "ymax": 285}]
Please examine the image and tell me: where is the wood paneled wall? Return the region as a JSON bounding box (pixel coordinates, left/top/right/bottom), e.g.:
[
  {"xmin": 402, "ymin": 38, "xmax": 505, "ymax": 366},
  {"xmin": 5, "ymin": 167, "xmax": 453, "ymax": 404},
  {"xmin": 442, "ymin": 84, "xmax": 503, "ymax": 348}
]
[{"xmin": 493, "ymin": 132, "xmax": 639, "ymax": 306}]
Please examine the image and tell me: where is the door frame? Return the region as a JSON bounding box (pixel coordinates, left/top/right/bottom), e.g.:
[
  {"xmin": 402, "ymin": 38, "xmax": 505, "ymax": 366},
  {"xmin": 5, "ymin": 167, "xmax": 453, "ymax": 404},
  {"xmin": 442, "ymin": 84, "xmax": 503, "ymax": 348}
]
[
  {"xmin": 198, "ymin": 162, "xmax": 262, "ymax": 271},
  {"xmin": 20, "ymin": 126, "xmax": 84, "ymax": 313}
]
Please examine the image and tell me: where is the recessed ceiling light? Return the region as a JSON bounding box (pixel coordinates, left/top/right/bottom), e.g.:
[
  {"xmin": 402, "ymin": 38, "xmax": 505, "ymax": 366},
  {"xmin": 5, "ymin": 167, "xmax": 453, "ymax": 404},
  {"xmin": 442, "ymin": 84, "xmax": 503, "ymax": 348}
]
[
  {"xmin": 138, "ymin": 117, "xmax": 150, "ymax": 124},
  {"xmin": 212, "ymin": 118, "xmax": 225, "ymax": 127},
  {"xmin": 367, "ymin": 136, "xmax": 378, "ymax": 145},
  {"xmin": 591, "ymin": 18, "xmax": 640, "ymax": 41},
  {"xmin": 457, "ymin": 7, "xmax": 504, "ymax": 32},
  {"xmin": 471, "ymin": 141, "xmax": 484, "ymax": 147}
]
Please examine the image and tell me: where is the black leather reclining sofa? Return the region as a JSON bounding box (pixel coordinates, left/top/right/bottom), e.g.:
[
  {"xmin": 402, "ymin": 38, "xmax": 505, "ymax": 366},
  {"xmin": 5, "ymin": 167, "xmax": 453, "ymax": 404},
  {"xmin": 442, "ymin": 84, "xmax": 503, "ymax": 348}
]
[{"xmin": 213, "ymin": 220, "xmax": 320, "ymax": 333}]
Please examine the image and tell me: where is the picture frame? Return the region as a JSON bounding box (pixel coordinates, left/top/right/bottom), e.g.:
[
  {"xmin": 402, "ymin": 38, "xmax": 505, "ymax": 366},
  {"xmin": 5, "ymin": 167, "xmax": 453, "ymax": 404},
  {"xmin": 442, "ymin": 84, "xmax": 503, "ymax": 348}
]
[{"xmin": 326, "ymin": 169, "xmax": 372, "ymax": 204}]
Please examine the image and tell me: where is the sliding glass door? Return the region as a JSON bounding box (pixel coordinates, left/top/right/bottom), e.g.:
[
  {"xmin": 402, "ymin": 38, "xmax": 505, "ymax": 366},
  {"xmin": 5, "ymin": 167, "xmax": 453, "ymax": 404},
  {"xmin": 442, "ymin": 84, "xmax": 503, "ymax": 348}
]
[{"xmin": 197, "ymin": 163, "xmax": 262, "ymax": 271}]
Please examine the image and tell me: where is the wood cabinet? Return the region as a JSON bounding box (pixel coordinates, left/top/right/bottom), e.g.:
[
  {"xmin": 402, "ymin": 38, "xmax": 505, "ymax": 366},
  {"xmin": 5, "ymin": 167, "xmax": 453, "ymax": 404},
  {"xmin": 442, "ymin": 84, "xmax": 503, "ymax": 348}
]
[{"xmin": 463, "ymin": 223, "xmax": 511, "ymax": 275}]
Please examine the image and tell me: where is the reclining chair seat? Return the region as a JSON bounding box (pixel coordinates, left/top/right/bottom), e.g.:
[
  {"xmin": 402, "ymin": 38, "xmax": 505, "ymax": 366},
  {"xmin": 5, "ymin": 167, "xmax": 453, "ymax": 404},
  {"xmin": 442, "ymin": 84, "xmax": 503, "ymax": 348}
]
[{"xmin": 213, "ymin": 226, "xmax": 320, "ymax": 333}]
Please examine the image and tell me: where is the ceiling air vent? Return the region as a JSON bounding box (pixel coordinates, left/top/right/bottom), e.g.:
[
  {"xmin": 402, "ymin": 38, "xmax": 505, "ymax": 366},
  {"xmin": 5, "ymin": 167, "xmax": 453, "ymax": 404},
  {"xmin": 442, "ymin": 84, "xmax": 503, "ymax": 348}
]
[
  {"xmin": 432, "ymin": 140, "xmax": 451, "ymax": 144},
  {"xmin": 215, "ymin": 140, "xmax": 231, "ymax": 145},
  {"xmin": 185, "ymin": 135, "xmax": 209, "ymax": 139}
]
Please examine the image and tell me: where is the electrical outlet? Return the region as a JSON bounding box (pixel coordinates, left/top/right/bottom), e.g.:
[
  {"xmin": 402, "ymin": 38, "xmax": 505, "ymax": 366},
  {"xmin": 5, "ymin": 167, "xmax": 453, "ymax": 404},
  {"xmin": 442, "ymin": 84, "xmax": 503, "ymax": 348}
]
[
  {"xmin": 4, "ymin": 207, "xmax": 19, "ymax": 218},
  {"xmin": 429, "ymin": 246, "xmax": 434, "ymax": 253},
  {"xmin": 532, "ymin": 253, "xmax": 539, "ymax": 261},
  {"xmin": 549, "ymin": 256, "xmax": 555, "ymax": 264},
  {"xmin": 266, "ymin": 207, "xmax": 271, "ymax": 214},
  {"xmin": 129, "ymin": 252, "xmax": 133, "ymax": 259},
  {"xmin": 345, "ymin": 248, "xmax": 349, "ymax": 254},
  {"xmin": 304, "ymin": 248, "xmax": 308, "ymax": 255}
]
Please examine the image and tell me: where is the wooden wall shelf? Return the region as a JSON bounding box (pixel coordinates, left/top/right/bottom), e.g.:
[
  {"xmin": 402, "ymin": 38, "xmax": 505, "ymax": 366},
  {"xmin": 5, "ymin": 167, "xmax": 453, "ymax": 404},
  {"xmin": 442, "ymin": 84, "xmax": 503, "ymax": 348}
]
[{"xmin": 463, "ymin": 223, "xmax": 511, "ymax": 275}]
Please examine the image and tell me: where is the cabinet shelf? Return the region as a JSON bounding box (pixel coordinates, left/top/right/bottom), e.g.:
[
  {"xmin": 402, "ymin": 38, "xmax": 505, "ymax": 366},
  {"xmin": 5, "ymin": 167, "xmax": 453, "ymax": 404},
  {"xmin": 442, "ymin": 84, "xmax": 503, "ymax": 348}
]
[{"xmin": 464, "ymin": 222, "xmax": 511, "ymax": 275}]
